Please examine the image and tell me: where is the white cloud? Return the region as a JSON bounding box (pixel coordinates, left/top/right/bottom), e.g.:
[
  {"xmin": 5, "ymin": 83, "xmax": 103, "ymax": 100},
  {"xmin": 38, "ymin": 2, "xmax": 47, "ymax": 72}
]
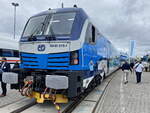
[{"xmin": 0, "ymin": 0, "xmax": 150, "ymax": 56}]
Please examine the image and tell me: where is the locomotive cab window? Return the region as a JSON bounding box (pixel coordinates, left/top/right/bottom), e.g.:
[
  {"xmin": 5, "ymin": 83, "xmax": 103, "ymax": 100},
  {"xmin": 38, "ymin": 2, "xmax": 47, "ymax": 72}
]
[
  {"xmin": 85, "ymin": 24, "xmax": 92, "ymax": 43},
  {"xmin": 85, "ymin": 24, "xmax": 96, "ymax": 44},
  {"xmin": 92, "ymin": 25, "xmax": 95, "ymax": 43},
  {"xmin": 2, "ymin": 49, "xmax": 13, "ymax": 57},
  {"xmin": 22, "ymin": 12, "xmax": 76, "ymax": 40},
  {"xmin": 0, "ymin": 49, "xmax": 19, "ymax": 57},
  {"xmin": 0, "ymin": 49, "xmax": 2, "ymax": 56},
  {"xmin": 14, "ymin": 50, "xmax": 19, "ymax": 57}
]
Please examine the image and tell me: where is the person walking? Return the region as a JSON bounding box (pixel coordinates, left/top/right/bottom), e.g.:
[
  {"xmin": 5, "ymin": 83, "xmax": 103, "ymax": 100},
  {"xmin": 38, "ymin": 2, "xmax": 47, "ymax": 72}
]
[
  {"xmin": 130, "ymin": 62, "xmax": 134, "ymax": 73},
  {"xmin": 134, "ymin": 61, "xmax": 144, "ymax": 83},
  {"xmin": 142, "ymin": 61, "xmax": 149, "ymax": 72},
  {"xmin": 121, "ymin": 61, "xmax": 132, "ymax": 84},
  {"xmin": 0, "ymin": 57, "xmax": 10, "ymax": 97}
]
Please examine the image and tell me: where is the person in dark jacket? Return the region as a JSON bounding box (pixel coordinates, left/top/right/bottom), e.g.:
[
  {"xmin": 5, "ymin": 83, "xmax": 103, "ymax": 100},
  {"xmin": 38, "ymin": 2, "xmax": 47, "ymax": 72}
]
[
  {"xmin": 12, "ymin": 61, "xmax": 19, "ymax": 73},
  {"xmin": 121, "ymin": 61, "xmax": 132, "ymax": 84},
  {"xmin": 0, "ymin": 57, "xmax": 10, "ymax": 97},
  {"xmin": 130, "ymin": 62, "xmax": 134, "ymax": 69},
  {"xmin": 130, "ymin": 62, "xmax": 135, "ymax": 73}
]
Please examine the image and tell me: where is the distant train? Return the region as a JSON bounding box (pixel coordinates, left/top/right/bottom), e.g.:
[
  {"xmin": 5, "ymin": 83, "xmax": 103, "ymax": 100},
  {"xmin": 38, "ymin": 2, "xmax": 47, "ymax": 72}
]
[
  {"xmin": 0, "ymin": 37, "xmax": 19, "ymax": 68},
  {"xmin": 3, "ymin": 7, "xmax": 120, "ymax": 104}
]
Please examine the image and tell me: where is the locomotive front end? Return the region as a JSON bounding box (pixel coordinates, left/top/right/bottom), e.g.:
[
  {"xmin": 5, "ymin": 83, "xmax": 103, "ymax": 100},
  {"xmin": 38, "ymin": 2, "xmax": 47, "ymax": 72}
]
[{"xmin": 17, "ymin": 8, "xmax": 87, "ymax": 103}]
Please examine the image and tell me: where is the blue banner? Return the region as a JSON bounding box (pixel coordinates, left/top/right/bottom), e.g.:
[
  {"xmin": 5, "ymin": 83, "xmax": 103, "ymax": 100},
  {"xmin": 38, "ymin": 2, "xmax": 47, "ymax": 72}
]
[{"xmin": 129, "ymin": 40, "xmax": 136, "ymax": 57}]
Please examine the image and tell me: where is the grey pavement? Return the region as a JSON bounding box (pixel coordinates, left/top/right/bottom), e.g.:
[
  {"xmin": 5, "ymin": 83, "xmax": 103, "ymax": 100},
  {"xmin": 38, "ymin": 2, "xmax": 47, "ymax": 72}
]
[
  {"xmin": 95, "ymin": 70, "xmax": 150, "ymax": 113},
  {"xmin": 72, "ymin": 71, "xmax": 115, "ymax": 113},
  {"xmin": 0, "ymin": 84, "xmax": 25, "ymax": 108}
]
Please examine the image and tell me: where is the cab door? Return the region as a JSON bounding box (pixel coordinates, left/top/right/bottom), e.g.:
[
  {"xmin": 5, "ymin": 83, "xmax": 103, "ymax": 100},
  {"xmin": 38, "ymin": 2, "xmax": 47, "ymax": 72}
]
[{"xmin": 83, "ymin": 23, "xmax": 97, "ymax": 70}]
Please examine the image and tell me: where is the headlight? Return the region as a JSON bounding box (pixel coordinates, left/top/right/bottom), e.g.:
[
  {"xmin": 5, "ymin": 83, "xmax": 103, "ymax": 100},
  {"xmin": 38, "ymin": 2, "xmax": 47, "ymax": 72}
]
[{"xmin": 70, "ymin": 51, "xmax": 79, "ymax": 65}]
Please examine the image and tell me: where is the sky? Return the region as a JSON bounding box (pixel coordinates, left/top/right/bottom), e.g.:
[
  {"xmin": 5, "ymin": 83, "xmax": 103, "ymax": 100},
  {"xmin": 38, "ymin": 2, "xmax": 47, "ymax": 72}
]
[{"xmin": 0, "ymin": 0, "xmax": 150, "ymax": 56}]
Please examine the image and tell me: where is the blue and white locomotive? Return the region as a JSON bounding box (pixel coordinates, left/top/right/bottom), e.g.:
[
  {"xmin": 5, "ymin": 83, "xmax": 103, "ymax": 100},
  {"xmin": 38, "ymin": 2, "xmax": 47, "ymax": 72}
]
[{"xmin": 5, "ymin": 7, "xmax": 120, "ymax": 103}]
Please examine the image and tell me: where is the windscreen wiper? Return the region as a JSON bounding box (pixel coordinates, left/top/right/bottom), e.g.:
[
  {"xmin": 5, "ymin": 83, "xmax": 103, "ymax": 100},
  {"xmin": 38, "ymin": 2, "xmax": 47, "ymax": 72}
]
[
  {"xmin": 46, "ymin": 26, "xmax": 56, "ymax": 41},
  {"xmin": 28, "ymin": 22, "xmax": 45, "ymax": 41},
  {"xmin": 46, "ymin": 35, "xmax": 56, "ymax": 41}
]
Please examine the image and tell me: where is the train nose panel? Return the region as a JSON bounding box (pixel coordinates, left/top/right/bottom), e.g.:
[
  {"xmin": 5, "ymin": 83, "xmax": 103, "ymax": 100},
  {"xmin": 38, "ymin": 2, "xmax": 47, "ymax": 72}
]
[
  {"xmin": 47, "ymin": 52, "xmax": 70, "ymax": 69},
  {"xmin": 21, "ymin": 52, "xmax": 70, "ymax": 70},
  {"xmin": 20, "ymin": 41, "xmax": 71, "ymax": 54},
  {"xmin": 20, "ymin": 41, "xmax": 71, "ymax": 70}
]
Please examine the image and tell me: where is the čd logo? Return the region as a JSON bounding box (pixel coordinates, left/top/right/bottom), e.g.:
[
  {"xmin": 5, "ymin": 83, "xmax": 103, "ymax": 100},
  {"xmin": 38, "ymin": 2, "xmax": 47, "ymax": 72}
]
[{"xmin": 37, "ymin": 44, "xmax": 45, "ymax": 51}]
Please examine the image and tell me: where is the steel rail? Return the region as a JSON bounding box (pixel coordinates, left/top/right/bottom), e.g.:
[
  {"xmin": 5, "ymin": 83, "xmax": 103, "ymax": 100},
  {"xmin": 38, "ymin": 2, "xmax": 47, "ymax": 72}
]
[
  {"xmin": 10, "ymin": 100, "xmax": 36, "ymax": 113},
  {"xmin": 9, "ymin": 69, "xmax": 119, "ymax": 113},
  {"xmin": 62, "ymin": 69, "xmax": 119, "ymax": 113}
]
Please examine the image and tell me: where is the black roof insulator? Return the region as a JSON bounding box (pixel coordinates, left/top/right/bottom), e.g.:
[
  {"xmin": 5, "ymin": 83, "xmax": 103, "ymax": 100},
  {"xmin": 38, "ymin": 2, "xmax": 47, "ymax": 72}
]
[
  {"xmin": 73, "ymin": 4, "xmax": 77, "ymax": 8},
  {"xmin": 48, "ymin": 8, "xmax": 51, "ymax": 10}
]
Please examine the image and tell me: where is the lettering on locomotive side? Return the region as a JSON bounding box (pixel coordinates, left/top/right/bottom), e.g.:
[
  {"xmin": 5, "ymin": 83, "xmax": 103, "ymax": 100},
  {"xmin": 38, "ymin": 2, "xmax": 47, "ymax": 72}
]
[{"xmin": 49, "ymin": 44, "xmax": 68, "ymax": 48}]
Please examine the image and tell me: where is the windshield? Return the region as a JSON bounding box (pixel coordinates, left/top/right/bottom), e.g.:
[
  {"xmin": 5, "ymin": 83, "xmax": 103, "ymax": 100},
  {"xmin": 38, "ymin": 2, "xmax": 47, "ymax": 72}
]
[
  {"xmin": 23, "ymin": 15, "xmax": 47, "ymax": 37},
  {"xmin": 22, "ymin": 12, "xmax": 76, "ymax": 37},
  {"xmin": 44, "ymin": 12, "xmax": 75, "ymax": 36}
]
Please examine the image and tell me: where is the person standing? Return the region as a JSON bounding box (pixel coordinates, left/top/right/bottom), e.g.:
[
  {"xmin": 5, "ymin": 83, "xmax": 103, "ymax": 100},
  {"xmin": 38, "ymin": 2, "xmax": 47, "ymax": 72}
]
[
  {"xmin": 0, "ymin": 57, "xmax": 10, "ymax": 97},
  {"xmin": 148, "ymin": 58, "xmax": 150, "ymax": 71},
  {"xmin": 134, "ymin": 61, "xmax": 144, "ymax": 83},
  {"xmin": 12, "ymin": 61, "xmax": 19, "ymax": 72},
  {"xmin": 121, "ymin": 61, "xmax": 132, "ymax": 84}
]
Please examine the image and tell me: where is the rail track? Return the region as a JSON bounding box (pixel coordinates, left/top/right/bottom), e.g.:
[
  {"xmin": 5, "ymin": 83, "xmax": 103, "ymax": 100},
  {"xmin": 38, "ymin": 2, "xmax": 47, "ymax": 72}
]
[
  {"xmin": 63, "ymin": 70, "xmax": 118, "ymax": 113},
  {"xmin": 10, "ymin": 100, "xmax": 36, "ymax": 113},
  {"xmin": 62, "ymin": 88, "xmax": 93, "ymax": 113},
  {"xmin": 9, "ymin": 79, "xmax": 95, "ymax": 113},
  {"xmin": 1, "ymin": 70, "xmax": 118, "ymax": 113}
]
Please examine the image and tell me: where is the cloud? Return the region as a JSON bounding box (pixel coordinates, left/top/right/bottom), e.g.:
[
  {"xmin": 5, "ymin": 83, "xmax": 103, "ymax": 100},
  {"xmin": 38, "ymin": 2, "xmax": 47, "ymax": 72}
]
[{"xmin": 0, "ymin": 0, "xmax": 149, "ymax": 56}]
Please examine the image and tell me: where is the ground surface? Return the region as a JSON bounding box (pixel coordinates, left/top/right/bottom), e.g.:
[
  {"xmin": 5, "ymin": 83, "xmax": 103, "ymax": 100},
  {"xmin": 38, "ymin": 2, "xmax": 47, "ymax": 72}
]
[
  {"xmin": 95, "ymin": 71, "xmax": 150, "ymax": 113},
  {"xmin": 1, "ymin": 70, "xmax": 150, "ymax": 113},
  {"xmin": 0, "ymin": 84, "xmax": 25, "ymax": 108}
]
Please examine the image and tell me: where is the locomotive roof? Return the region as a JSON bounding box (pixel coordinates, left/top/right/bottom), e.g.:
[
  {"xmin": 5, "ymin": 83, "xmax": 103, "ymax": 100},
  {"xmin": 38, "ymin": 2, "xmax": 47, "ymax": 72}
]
[
  {"xmin": 0, "ymin": 36, "xmax": 19, "ymax": 50},
  {"xmin": 31, "ymin": 8, "xmax": 88, "ymax": 18}
]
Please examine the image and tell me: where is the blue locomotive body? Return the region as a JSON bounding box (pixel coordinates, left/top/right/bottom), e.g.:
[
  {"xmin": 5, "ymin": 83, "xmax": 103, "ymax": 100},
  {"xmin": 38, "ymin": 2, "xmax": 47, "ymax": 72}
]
[{"xmin": 15, "ymin": 8, "xmax": 120, "ymax": 99}]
